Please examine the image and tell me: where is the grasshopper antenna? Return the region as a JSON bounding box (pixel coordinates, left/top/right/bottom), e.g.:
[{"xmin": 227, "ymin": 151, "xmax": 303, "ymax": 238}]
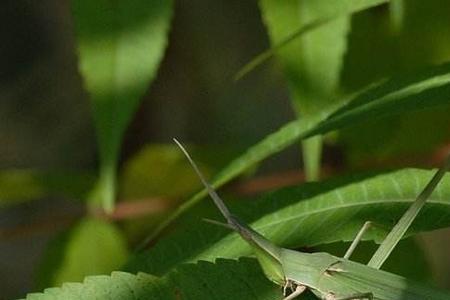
[
  {"xmin": 174, "ymin": 138, "xmax": 278, "ymax": 248},
  {"xmin": 174, "ymin": 138, "xmax": 285, "ymax": 279},
  {"xmin": 202, "ymin": 218, "xmax": 234, "ymax": 230},
  {"xmin": 173, "ymin": 138, "xmax": 234, "ymax": 224}
]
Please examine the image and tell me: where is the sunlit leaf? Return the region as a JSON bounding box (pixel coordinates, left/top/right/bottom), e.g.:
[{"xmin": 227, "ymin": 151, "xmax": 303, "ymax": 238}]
[
  {"xmin": 120, "ymin": 144, "xmax": 204, "ymax": 200},
  {"xmin": 146, "ymin": 62, "xmax": 450, "ymax": 242},
  {"xmin": 36, "ymin": 218, "xmax": 128, "ymax": 289},
  {"xmin": 71, "ymin": 0, "xmax": 173, "ymax": 211},
  {"xmin": 127, "ymin": 169, "xmax": 450, "ymax": 275},
  {"xmin": 259, "ymin": 0, "xmax": 352, "ymax": 180},
  {"xmin": 236, "ymin": 0, "xmax": 389, "ymax": 80}
]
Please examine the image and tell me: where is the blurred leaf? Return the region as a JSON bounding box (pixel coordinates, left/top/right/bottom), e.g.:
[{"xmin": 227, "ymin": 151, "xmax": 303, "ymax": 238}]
[
  {"xmin": 71, "ymin": 0, "xmax": 173, "ymax": 212},
  {"xmin": 127, "ymin": 168, "xmax": 450, "ymax": 275},
  {"xmin": 259, "ymin": 0, "xmax": 350, "ymax": 115},
  {"xmin": 340, "ymin": 106, "xmax": 450, "ymax": 165},
  {"xmin": 398, "ymin": 0, "xmax": 450, "ymax": 66},
  {"xmin": 119, "ymin": 143, "xmax": 241, "ymax": 244},
  {"xmin": 236, "ymin": 0, "xmax": 389, "ymax": 80},
  {"xmin": 341, "ymin": 1, "xmax": 450, "ymax": 90},
  {"xmin": 339, "ymin": 0, "xmax": 450, "ymax": 164},
  {"xmin": 0, "ymin": 170, "xmax": 94, "ymax": 207},
  {"xmin": 25, "ymin": 258, "xmax": 281, "ymax": 300},
  {"xmin": 36, "ymin": 218, "xmax": 128, "ymax": 289},
  {"xmin": 259, "ymin": 0, "xmax": 351, "ymax": 181},
  {"xmin": 120, "ymin": 144, "xmax": 204, "ymax": 200},
  {"xmin": 306, "ymin": 64, "xmax": 450, "ymax": 137},
  {"xmin": 146, "ymin": 62, "xmax": 450, "ymax": 242},
  {"xmin": 389, "ymin": 0, "xmax": 405, "ymax": 33},
  {"xmin": 420, "ymin": 229, "xmax": 450, "ymax": 287},
  {"xmin": 119, "ymin": 144, "xmax": 207, "ymax": 242}
]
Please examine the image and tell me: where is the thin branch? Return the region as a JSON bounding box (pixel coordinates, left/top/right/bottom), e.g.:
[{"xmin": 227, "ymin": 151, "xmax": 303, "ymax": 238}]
[{"xmin": 93, "ymin": 197, "xmax": 174, "ymax": 220}]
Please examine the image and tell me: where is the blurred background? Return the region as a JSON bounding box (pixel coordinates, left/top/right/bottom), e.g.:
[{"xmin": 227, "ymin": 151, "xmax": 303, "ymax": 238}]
[{"xmin": 2, "ymin": 1, "xmax": 450, "ymax": 299}]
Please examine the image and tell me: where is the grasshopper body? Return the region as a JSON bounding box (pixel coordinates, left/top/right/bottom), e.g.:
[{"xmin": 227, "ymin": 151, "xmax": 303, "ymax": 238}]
[
  {"xmin": 174, "ymin": 139, "xmax": 450, "ymax": 300},
  {"xmin": 282, "ymin": 249, "xmax": 450, "ymax": 299}
]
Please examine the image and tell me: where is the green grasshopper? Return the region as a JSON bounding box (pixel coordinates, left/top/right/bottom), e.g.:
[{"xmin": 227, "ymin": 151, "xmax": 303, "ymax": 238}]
[{"xmin": 174, "ymin": 138, "xmax": 450, "ymax": 300}]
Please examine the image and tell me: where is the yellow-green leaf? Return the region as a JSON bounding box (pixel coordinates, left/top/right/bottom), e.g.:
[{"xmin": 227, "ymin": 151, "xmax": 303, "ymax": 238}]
[
  {"xmin": 71, "ymin": 0, "xmax": 173, "ymax": 211},
  {"xmin": 36, "ymin": 218, "xmax": 128, "ymax": 289}
]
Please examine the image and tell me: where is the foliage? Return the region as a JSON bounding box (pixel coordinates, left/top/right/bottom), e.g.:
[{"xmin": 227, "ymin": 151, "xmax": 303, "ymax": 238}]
[
  {"xmin": 146, "ymin": 61, "xmax": 450, "ymax": 243},
  {"xmin": 0, "ymin": 170, "xmax": 93, "ymax": 207},
  {"xmin": 24, "ymin": 258, "xmax": 281, "ymax": 300},
  {"xmin": 3, "ymin": 1, "xmax": 450, "ymax": 299},
  {"xmin": 126, "ymin": 169, "xmax": 450, "ymax": 275},
  {"xmin": 35, "ymin": 218, "xmax": 128, "ymax": 289},
  {"xmin": 72, "ymin": 0, "xmax": 173, "ymax": 212}
]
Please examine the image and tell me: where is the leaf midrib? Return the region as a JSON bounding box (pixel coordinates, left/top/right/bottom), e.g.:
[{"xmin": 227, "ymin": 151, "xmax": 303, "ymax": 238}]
[{"xmin": 252, "ymin": 198, "xmax": 447, "ymax": 232}]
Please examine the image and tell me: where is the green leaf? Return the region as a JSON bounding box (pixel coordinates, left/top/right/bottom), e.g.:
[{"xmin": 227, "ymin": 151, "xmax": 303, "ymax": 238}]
[
  {"xmin": 146, "ymin": 62, "xmax": 450, "ymax": 243},
  {"xmin": 120, "ymin": 144, "xmax": 204, "ymax": 200},
  {"xmin": 25, "ymin": 258, "xmax": 281, "ymax": 300},
  {"xmin": 307, "ymin": 63, "xmax": 450, "ymax": 137},
  {"xmin": 0, "ymin": 170, "xmax": 94, "ymax": 207},
  {"xmin": 119, "ymin": 144, "xmax": 207, "ymax": 242},
  {"xmin": 259, "ymin": 0, "xmax": 350, "ymax": 115},
  {"xmin": 259, "ymin": 0, "xmax": 351, "ymax": 181},
  {"xmin": 339, "ymin": 106, "xmax": 450, "ymax": 166},
  {"xmin": 127, "ymin": 169, "xmax": 450, "ymax": 275},
  {"xmin": 27, "ymin": 272, "xmax": 170, "ymax": 300},
  {"xmin": 71, "ymin": 0, "xmax": 173, "ymax": 212},
  {"xmin": 389, "ymin": 0, "xmax": 405, "ymax": 33},
  {"xmin": 338, "ymin": 1, "xmax": 450, "ymax": 164},
  {"xmin": 239, "ymin": 2, "xmax": 389, "ymax": 180},
  {"xmin": 36, "ymin": 218, "xmax": 128, "ymax": 290},
  {"xmin": 235, "ymin": 0, "xmax": 389, "ymax": 80},
  {"xmin": 165, "ymin": 258, "xmax": 279, "ymax": 300}
]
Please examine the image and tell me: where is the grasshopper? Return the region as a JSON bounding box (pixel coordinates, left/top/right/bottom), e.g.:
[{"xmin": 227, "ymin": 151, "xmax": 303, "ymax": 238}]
[{"xmin": 174, "ymin": 138, "xmax": 450, "ymax": 300}]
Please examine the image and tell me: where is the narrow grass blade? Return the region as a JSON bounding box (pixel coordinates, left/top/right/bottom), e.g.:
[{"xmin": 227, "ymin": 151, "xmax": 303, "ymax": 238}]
[{"xmin": 368, "ymin": 153, "xmax": 450, "ymax": 269}]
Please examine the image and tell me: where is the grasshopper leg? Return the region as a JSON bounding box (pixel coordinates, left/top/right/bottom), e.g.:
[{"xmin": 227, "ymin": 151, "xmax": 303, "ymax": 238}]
[
  {"xmin": 325, "ymin": 292, "xmax": 373, "ymax": 300},
  {"xmin": 336, "ymin": 292, "xmax": 373, "ymax": 300},
  {"xmin": 282, "ymin": 285, "xmax": 306, "ymax": 300},
  {"xmin": 344, "ymin": 221, "xmax": 373, "ymax": 259}
]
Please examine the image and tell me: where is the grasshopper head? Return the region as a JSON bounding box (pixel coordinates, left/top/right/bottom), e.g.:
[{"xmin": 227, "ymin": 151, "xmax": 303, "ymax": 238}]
[
  {"xmin": 174, "ymin": 138, "xmax": 286, "ymax": 286},
  {"xmin": 233, "ymin": 218, "xmax": 285, "ymax": 285},
  {"xmin": 253, "ymin": 245, "xmax": 285, "ymax": 285}
]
